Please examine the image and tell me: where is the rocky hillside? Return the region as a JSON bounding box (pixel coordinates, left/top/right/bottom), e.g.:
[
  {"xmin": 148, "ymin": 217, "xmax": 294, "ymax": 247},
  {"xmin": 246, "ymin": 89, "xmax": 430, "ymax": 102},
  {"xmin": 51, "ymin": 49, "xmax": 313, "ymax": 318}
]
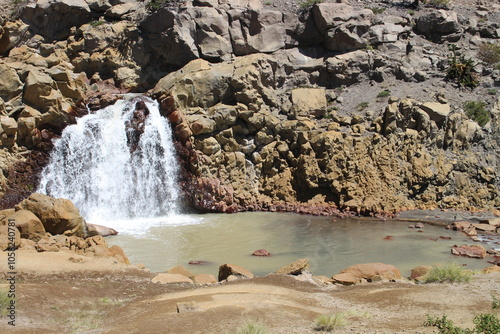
[{"xmin": 0, "ymin": 0, "xmax": 499, "ymax": 214}]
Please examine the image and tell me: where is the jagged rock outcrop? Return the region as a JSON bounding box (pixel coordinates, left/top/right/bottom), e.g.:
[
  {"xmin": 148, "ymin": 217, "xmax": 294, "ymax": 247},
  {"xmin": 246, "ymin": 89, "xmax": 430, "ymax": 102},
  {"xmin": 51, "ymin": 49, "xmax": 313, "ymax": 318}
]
[{"xmin": 153, "ymin": 52, "xmax": 499, "ymax": 213}]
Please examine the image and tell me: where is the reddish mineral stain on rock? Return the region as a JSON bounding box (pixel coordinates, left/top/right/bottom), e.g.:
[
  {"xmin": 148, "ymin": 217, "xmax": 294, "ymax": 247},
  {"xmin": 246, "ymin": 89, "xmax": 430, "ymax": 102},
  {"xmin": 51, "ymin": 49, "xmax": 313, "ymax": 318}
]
[{"xmin": 384, "ymin": 236, "xmax": 393, "ymax": 240}]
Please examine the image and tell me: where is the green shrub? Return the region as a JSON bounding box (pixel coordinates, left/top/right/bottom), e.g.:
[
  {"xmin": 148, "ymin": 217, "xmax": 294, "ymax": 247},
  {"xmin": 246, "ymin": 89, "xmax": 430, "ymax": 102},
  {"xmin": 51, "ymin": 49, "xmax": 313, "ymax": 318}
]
[
  {"xmin": 464, "ymin": 101, "xmax": 490, "ymax": 127},
  {"xmin": 474, "ymin": 313, "xmax": 500, "ymax": 334},
  {"xmin": 377, "ymin": 90, "xmax": 391, "ymax": 98},
  {"xmin": 422, "ymin": 263, "xmax": 473, "ymax": 283},
  {"xmin": 477, "ymin": 43, "xmax": 500, "ymax": 66},
  {"xmin": 145, "ymin": 0, "xmax": 181, "ymax": 11},
  {"xmin": 446, "ymin": 45, "xmax": 479, "ymax": 88},
  {"xmin": 370, "ymin": 7, "xmax": 386, "ymax": 14},
  {"xmin": 299, "ymin": 0, "xmax": 323, "ymax": 8},
  {"xmin": 423, "ymin": 315, "xmax": 471, "ymax": 334},
  {"xmin": 357, "ymin": 102, "xmax": 369, "ymax": 111},
  {"xmin": 493, "ymin": 295, "xmax": 500, "ymax": 310},
  {"xmin": 408, "ymin": 9, "xmax": 416, "ymax": 15},
  {"xmin": 427, "ymin": 0, "xmax": 451, "ymax": 9},
  {"xmin": 315, "ymin": 313, "xmax": 348, "ymax": 332},
  {"xmin": 488, "ymin": 89, "xmax": 498, "ymax": 96},
  {"xmin": 424, "ymin": 313, "xmax": 500, "ymax": 334},
  {"xmin": 232, "ymin": 321, "xmax": 274, "ymax": 334}
]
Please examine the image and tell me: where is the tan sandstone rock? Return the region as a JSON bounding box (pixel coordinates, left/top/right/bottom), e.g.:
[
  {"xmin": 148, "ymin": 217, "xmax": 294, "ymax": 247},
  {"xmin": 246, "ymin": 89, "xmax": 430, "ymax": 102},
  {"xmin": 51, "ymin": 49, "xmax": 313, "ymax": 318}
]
[
  {"xmin": 15, "ymin": 193, "xmax": 88, "ymax": 238},
  {"xmin": 7, "ymin": 210, "xmax": 46, "ymax": 242},
  {"xmin": 275, "ymin": 258, "xmax": 310, "ymax": 275}
]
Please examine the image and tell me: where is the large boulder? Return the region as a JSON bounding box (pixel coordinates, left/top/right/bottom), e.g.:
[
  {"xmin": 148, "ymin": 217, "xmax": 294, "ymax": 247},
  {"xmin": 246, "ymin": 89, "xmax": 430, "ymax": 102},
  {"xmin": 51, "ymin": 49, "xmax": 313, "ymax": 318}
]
[
  {"xmin": 0, "ymin": 63, "xmax": 23, "ymax": 101},
  {"xmin": 191, "ymin": 7, "xmax": 232, "ymax": 61},
  {"xmin": 229, "ymin": 9, "xmax": 286, "ymax": 55},
  {"xmin": 291, "ymin": 88, "xmax": 327, "ymax": 118},
  {"xmin": 0, "ymin": 20, "xmax": 30, "ymax": 54},
  {"xmin": 141, "ymin": 8, "xmax": 199, "ymax": 68},
  {"xmin": 0, "ymin": 223, "xmax": 21, "ymax": 250},
  {"xmin": 312, "ymin": 3, "xmax": 373, "ymax": 52},
  {"xmin": 23, "ymin": 69, "xmax": 61, "ymax": 113},
  {"xmin": 332, "ymin": 263, "xmax": 402, "ymax": 285},
  {"xmin": 7, "ymin": 210, "xmax": 46, "ymax": 242},
  {"xmin": 15, "ymin": 193, "xmax": 88, "ymax": 238},
  {"xmin": 415, "ymin": 10, "xmax": 461, "ymax": 38},
  {"xmin": 21, "ymin": 0, "xmax": 92, "ymax": 40}
]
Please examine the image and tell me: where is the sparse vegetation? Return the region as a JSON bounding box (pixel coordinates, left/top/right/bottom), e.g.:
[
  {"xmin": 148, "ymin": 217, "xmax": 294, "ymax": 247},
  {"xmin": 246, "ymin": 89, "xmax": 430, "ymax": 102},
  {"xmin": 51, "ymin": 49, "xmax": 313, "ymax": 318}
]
[
  {"xmin": 90, "ymin": 20, "xmax": 106, "ymax": 27},
  {"xmin": 408, "ymin": 9, "xmax": 416, "ymax": 15},
  {"xmin": 474, "ymin": 313, "xmax": 500, "ymax": 334},
  {"xmin": 421, "ymin": 263, "xmax": 473, "ymax": 283},
  {"xmin": 424, "ymin": 313, "xmax": 500, "ymax": 334},
  {"xmin": 143, "ymin": 0, "xmax": 182, "ymax": 12},
  {"xmin": 299, "ymin": 0, "xmax": 323, "ymax": 8},
  {"xmin": 488, "ymin": 89, "xmax": 498, "ymax": 96},
  {"xmin": 427, "ymin": 0, "xmax": 452, "ymax": 9},
  {"xmin": 464, "ymin": 101, "xmax": 490, "ymax": 127},
  {"xmin": 423, "ymin": 315, "xmax": 469, "ymax": 334},
  {"xmin": 446, "ymin": 44, "xmax": 479, "ymax": 88},
  {"xmin": 315, "ymin": 312, "xmax": 349, "ymax": 332},
  {"xmin": 357, "ymin": 102, "xmax": 369, "ymax": 111},
  {"xmin": 231, "ymin": 321, "xmax": 275, "ymax": 334},
  {"xmin": 493, "ymin": 296, "xmax": 500, "ymax": 310},
  {"xmin": 477, "ymin": 43, "xmax": 500, "ymax": 66},
  {"xmin": 377, "ymin": 90, "xmax": 391, "ymax": 98},
  {"xmin": 370, "ymin": 7, "xmax": 386, "ymax": 14}
]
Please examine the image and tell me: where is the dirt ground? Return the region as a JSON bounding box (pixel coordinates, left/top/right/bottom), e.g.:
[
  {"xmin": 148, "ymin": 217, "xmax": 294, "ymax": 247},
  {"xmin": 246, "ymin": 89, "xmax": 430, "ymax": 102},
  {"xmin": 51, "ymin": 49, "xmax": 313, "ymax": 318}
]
[{"xmin": 1, "ymin": 249, "xmax": 499, "ymax": 334}]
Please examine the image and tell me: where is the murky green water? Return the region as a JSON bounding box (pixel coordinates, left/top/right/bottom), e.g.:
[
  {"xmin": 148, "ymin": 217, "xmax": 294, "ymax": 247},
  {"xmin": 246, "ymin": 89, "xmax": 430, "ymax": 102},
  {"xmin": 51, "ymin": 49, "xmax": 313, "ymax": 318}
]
[{"xmin": 104, "ymin": 212, "xmax": 493, "ymax": 277}]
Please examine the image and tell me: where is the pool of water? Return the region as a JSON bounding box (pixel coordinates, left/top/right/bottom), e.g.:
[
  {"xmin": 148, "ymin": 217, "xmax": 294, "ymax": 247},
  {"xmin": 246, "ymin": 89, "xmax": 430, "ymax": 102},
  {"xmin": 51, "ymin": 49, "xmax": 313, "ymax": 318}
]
[{"xmin": 102, "ymin": 212, "xmax": 494, "ymax": 277}]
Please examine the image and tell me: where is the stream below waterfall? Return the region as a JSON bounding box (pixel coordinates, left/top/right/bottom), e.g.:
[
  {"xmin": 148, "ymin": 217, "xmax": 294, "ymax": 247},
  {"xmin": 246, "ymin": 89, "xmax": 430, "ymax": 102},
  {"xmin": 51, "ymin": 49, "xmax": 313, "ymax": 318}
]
[
  {"xmin": 37, "ymin": 96, "xmax": 496, "ymax": 278},
  {"xmin": 103, "ymin": 212, "xmax": 495, "ymax": 277}
]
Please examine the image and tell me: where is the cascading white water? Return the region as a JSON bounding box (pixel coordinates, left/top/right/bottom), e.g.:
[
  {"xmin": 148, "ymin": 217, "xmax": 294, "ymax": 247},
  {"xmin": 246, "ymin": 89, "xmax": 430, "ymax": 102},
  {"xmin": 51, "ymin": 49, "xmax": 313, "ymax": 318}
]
[{"xmin": 38, "ymin": 96, "xmax": 179, "ymax": 223}]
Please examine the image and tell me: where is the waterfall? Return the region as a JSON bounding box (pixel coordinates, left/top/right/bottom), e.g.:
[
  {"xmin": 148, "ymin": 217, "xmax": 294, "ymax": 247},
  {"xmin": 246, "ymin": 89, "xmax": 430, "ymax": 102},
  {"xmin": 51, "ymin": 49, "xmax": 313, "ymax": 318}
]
[{"xmin": 38, "ymin": 96, "xmax": 179, "ymax": 222}]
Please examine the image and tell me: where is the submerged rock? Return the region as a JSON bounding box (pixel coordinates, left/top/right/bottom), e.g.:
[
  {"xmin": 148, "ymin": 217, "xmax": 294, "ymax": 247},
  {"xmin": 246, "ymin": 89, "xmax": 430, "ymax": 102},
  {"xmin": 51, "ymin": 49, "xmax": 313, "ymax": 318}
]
[
  {"xmin": 252, "ymin": 249, "xmax": 271, "ymax": 256},
  {"xmin": 451, "ymin": 244, "xmax": 487, "ymax": 259}
]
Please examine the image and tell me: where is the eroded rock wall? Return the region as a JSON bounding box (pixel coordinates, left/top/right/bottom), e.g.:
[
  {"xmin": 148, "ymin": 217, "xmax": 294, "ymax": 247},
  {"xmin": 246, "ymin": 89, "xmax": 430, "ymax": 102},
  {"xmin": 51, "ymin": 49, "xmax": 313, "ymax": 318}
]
[{"xmin": 0, "ymin": 0, "xmax": 498, "ymax": 214}]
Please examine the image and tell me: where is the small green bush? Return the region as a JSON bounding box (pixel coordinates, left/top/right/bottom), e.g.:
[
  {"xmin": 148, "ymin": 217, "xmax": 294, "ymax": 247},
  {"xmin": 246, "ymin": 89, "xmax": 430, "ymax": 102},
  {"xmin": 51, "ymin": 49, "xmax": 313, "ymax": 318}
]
[
  {"xmin": 446, "ymin": 45, "xmax": 479, "ymax": 88},
  {"xmin": 488, "ymin": 89, "xmax": 498, "ymax": 96},
  {"xmin": 377, "ymin": 90, "xmax": 391, "ymax": 98},
  {"xmin": 422, "ymin": 263, "xmax": 473, "ymax": 283},
  {"xmin": 493, "ymin": 296, "xmax": 500, "ymax": 310},
  {"xmin": 424, "ymin": 313, "xmax": 500, "ymax": 334},
  {"xmin": 232, "ymin": 321, "xmax": 275, "ymax": 334},
  {"xmin": 370, "ymin": 7, "xmax": 386, "ymax": 14},
  {"xmin": 423, "ymin": 315, "xmax": 471, "ymax": 334},
  {"xmin": 315, "ymin": 313, "xmax": 348, "ymax": 332},
  {"xmin": 299, "ymin": 0, "xmax": 323, "ymax": 8},
  {"xmin": 474, "ymin": 313, "xmax": 500, "ymax": 334},
  {"xmin": 464, "ymin": 101, "xmax": 490, "ymax": 127},
  {"xmin": 357, "ymin": 102, "xmax": 369, "ymax": 111},
  {"xmin": 477, "ymin": 43, "xmax": 500, "ymax": 66},
  {"xmin": 427, "ymin": 0, "xmax": 451, "ymax": 9}
]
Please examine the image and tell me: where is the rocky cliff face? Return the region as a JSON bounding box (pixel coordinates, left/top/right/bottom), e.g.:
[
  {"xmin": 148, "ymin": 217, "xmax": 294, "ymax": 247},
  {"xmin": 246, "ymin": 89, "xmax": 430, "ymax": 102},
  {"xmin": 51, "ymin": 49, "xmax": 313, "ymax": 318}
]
[{"xmin": 0, "ymin": 0, "xmax": 498, "ymax": 214}]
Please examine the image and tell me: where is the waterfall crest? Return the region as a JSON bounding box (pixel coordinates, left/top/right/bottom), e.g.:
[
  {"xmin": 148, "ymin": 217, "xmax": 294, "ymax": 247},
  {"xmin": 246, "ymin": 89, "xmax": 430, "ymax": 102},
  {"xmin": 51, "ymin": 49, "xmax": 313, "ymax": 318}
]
[{"xmin": 38, "ymin": 96, "xmax": 179, "ymax": 221}]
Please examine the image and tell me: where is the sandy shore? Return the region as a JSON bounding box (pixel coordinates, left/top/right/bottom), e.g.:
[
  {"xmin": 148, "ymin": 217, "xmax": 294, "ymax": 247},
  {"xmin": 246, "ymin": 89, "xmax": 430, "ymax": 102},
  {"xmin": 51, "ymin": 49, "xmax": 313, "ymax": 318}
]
[{"xmin": 1, "ymin": 248, "xmax": 500, "ymax": 334}]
